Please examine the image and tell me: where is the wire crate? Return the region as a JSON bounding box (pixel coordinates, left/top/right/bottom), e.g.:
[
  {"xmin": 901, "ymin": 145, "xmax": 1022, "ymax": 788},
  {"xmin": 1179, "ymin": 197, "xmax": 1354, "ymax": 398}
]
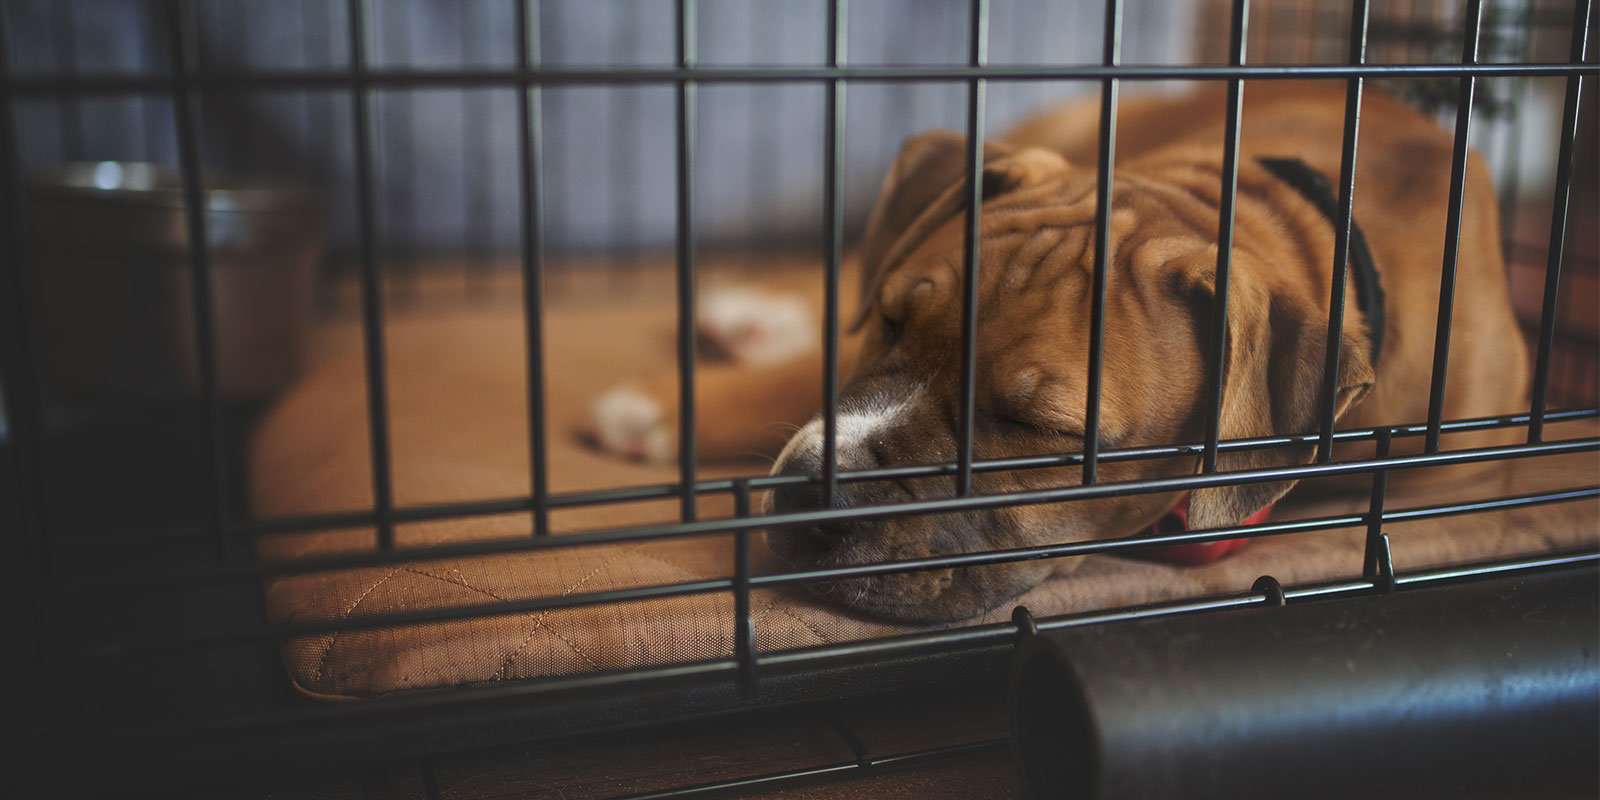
[{"xmin": 2, "ymin": 0, "xmax": 1595, "ymax": 796}]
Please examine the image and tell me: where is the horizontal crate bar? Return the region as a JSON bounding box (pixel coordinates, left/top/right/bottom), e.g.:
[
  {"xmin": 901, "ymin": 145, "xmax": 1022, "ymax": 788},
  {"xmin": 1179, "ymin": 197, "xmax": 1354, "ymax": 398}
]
[
  {"xmin": 61, "ymin": 482, "xmax": 1599, "ymax": 645},
  {"xmin": 4, "ymin": 61, "xmax": 1594, "ymax": 95},
  {"xmin": 53, "ymin": 408, "xmax": 1600, "ymax": 550},
  {"xmin": 618, "ymin": 738, "xmax": 1010, "ymax": 800},
  {"xmin": 48, "ymin": 433, "xmax": 1600, "ymax": 599},
  {"xmin": 67, "ymin": 549, "xmax": 1598, "ymax": 750}
]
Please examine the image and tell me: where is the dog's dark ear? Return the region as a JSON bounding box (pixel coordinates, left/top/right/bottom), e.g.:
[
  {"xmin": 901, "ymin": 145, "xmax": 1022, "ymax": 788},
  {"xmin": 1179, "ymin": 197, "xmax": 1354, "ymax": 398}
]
[
  {"xmin": 851, "ymin": 131, "xmax": 1066, "ymax": 330},
  {"xmin": 1180, "ymin": 263, "xmax": 1376, "ymax": 530}
]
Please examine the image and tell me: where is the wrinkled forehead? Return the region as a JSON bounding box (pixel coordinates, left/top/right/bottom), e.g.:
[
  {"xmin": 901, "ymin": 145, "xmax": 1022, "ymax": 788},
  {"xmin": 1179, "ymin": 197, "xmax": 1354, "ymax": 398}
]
[
  {"xmin": 877, "ymin": 213, "xmax": 1103, "ymax": 324},
  {"xmin": 866, "ymin": 174, "xmax": 1105, "ymax": 306}
]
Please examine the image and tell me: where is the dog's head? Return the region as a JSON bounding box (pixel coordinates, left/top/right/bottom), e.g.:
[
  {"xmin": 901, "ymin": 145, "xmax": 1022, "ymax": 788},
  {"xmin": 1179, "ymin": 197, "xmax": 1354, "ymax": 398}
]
[{"xmin": 765, "ymin": 131, "xmax": 1375, "ymax": 623}]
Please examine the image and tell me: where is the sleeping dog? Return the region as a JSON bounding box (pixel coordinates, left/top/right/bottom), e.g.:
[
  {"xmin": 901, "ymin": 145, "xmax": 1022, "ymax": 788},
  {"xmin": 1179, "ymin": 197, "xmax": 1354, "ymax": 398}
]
[{"xmin": 587, "ymin": 82, "xmax": 1530, "ymax": 622}]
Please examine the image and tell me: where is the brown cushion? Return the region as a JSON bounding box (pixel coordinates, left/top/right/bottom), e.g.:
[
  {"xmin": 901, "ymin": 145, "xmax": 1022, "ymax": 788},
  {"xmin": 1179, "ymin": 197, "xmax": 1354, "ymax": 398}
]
[{"xmin": 253, "ymin": 277, "xmax": 1598, "ymax": 700}]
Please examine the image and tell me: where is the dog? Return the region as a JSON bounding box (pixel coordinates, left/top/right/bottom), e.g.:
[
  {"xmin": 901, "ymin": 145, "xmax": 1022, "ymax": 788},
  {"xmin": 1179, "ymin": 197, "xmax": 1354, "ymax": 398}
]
[{"xmin": 586, "ymin": 81, "xmax": 1530, "ymax": 623}]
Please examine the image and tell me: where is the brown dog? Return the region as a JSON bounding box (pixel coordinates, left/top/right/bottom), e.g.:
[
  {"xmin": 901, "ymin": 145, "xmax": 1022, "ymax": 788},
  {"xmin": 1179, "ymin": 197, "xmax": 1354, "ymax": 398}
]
[{"xmin": 588, "ymin": 81, "xmax": 1529, "ymax": 622}]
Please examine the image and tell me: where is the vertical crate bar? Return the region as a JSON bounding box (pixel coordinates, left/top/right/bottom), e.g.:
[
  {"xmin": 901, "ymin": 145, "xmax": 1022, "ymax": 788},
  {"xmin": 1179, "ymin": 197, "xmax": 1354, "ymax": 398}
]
[
  {"xmin": 1201, "ymin": 0, "xmax": 1249, "ymax": 475},
  {"xmin": 955, "ymin": 0, "xmax": 989, "ymax": 498},
  {"xmin": 382, "ymin": 7, "xmax": 419, "ymax": 309},
  {"xmin": 1315, "ymin": 0, "xmax": 1370, "ymax": 464},
  {"xmin": 820, "ymin": 0, "xmax": 846, "ymax": 508},
  {"xmin": 1082, "ymin": 0, "xmax": 1122, "ymax": 486},
  {"xmin": 0, "ymin": 4, "xmax": 55, "ymax": 575},
  {"xmin": 347, "ymin": 0, "xmax": 398, "ymax": 549},
  {"xmin": 463, "ymin": 0, "xmax": 494, "ymax": 299},
  {"xmin": 1422, "ymin": 0, "xmax": 1483, "ymax": 454},
  {"xmin": 609, "ymin": 11, "xmax": 643, "ymax": 295},
  {"xmin": 1528, "ymin": 0, "xmax": 1592, "ymax": 444},
  {"xmin": 732, "ymin": 478, "xmax": 757, "ymax": 694},
  {"xmin": 675, "ymin": 0, "xmax": 698, "ymax": 522},
  {"xmin": 166, "ymin": 0, "xmax": 233, "ymax": 560},
  {"xmin": 1362, "ymin": 426, "xmax": 1392, "ymax": 579},
  {"xmin": 516, "ymin": 0, "xmax": 551, "ymax": 537}
]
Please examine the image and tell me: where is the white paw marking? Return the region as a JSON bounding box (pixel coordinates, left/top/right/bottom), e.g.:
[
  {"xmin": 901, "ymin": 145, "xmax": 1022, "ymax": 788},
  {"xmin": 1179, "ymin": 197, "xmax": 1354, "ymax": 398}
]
[
  {"xmin": 697, "ymin": 286, "xmax": 815, "ymax": 367},
  {"xmin": 587, "ymin": 384, "xmax": 675, "ymax": 463}
]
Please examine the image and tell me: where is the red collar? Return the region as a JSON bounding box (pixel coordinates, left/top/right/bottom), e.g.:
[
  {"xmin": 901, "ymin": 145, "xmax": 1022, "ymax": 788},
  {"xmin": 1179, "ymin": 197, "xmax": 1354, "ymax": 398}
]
[{"xmin": 1129, "ymin": 494, "xmax": 1271, "ymax": 566}]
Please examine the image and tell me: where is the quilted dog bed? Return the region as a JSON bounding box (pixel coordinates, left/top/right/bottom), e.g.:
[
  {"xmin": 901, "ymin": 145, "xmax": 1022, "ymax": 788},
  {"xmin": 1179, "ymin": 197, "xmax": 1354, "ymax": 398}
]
[{"xmin": 252, "ymin": 266, "xmax": 1598, "ymax": 700}]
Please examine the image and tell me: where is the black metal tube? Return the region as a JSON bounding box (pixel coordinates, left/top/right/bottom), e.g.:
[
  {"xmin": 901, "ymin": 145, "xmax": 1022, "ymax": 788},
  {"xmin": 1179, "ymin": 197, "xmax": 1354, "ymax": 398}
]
[
  {"xmin": 65, "ymin": 552, "xmax": 1600, "ymax": 752},
  {"xmin": 7, "ymin": 63, "xmax": 1592, "ymax": 97},
  {"xmin": 347, "ymin": 0, "xmax": 397, "ymax": 549},
  {"xmin": 54, "ymin": 407, "xmax": 1594, "ymax": 547},
  {"xmin": 733, "ymin": 478, "xmax": 757, "ymax": 693},
  {"xmin": 462, "ymin": 1, "xmax": 493, "ymax": 298},
  {"xmin": 1361, "ymin": 426, "xmax": 1392, "ymax": 581},
  {"xmin": 55, "ymin": 473, "xmax": 1600, "ymax": 607},
  {"xmin": 821, "ymin": 0, "xmax": 846, "ymax": 507},
  {"xmin": 44, "ymin": 434, "xmax": 1600, "ymax": 598},
  {"xmin": 1314, "ymin": 0, "xmax": 1368, "ymax": 463},
  {"xmin": 1201, "ymin": 0, "xmax": 1249, "ymax": 474},
  {"xmin": 515, "ymin": 0, "xmax": 551, "ymax": 537},
  {"xmin": 42, "ymin": 408, "xmax": 1600, "ymax": 552},
  {"xmin": 1082, "ymin": 0, "xmax": 1121, "ymax": 485},
  {"xmin": 1010, "ymin": 570, "xmax": 1600, "ymax": 800},
  {"xmin": 675, "ymin": 0, "xmax": 698, "ymax": 522},
  {"xmin": 1528, "ymin": 0, "xmax": 1593, "ymax": 444},
  {"xmin": 613, "ymin": 738, "xmax": 1009, "ymax": 800},
  {"xmin": 1423, "ymin": 0, "xmax": 1483, "ymax": 453},
  {"xmin": 955, "ymin": 0, "xmax": 989, "ymax": 497},
  {"xmin": 166, "ymin": 0, "xmax": 233, "ymax": 560}
]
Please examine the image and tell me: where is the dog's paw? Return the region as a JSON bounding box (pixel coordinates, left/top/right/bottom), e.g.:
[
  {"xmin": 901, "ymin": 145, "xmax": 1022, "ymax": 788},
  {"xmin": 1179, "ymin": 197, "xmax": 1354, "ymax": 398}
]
[
  {"xmin": 582, "ymin": 383, "xmax": 676, "ymax": 463},
  {"xmin": 697, "ymin": 286, "xmax": 814, "ymax": 366}
]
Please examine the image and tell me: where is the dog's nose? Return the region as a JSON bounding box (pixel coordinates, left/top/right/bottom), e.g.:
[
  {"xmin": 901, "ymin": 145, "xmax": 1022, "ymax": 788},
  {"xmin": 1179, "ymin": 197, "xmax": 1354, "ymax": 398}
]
[
  {"xmin": 771, "ymin": 458, "xmax": 839, "ymax": 516},
  {"xmin": 771, "ymin": 452, "xmax": 907, "ymax": 540}
]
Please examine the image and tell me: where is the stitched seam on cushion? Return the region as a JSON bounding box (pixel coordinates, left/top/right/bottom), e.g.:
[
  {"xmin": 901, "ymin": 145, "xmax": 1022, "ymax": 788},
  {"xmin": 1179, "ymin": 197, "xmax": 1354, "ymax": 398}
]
[
  {"xmin": 402, "ymin": 566, "xmax": 604, "ymax": 673},
  {"xmin": 310, "ymin": 567, "xmax": 404, "ymax": 685},
  {"xmin": 751, "ymin": 597, "xmax": 780, "ymax": 626},
  {"xmin": 490, "ymin": 556, "xmax": 618, "ymax": 678},
  {"xmin": 777, "ymin": 605, "xmax": 831, "ymax": 643}
]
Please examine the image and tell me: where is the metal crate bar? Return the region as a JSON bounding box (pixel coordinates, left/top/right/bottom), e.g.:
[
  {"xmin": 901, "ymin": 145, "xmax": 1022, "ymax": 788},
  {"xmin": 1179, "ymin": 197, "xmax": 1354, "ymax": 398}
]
[
  {"xmin": 1081, "ymin": 0, "xmax": 1122, "ymax": 485},
  {"xmin": 164, "ymin": 0, "xmax": 233, "ymax": 560},
  {"xmin": 732, "ymin": 479, "xmax": 757, "ymax": 693},
  {"xmin": 1201, "ymin": 0, "xmax": 1250, "ymax": 474},
  {"xmin": 1422, "ymin": 0, "xmax": 1484, "ymax": 454},
  {"xmin": 514, "ymin": 0, "xmax": 551, "ymax": 537},
  {"xmin": 105, "ymin": 486, "xmax": 1590, "ymax": 651},
  {"xmin": 72, "ymin": 549, "xmax": 1598, "ymax": 753},
  {"xmin": 50, "ymin": 434, "xmax": 1598, "ymax": 603},
  {"xmin": 955, "ymin": 0, "xmax": 990, "ymax": 498},
  {"xmin": 1529, "ymin": 0, "xmax": 1594, "ymax": 444},
  {"xmin": 1315, "ymin": 0, "xmax": 1370, "ymax": 463},
  {"xmin": 1362, "ymin": 426, "xmax": 1394, "ymax": 580},
  {"xmin": 820, "ymin": 0, "xmax": 847, "ymax": 508},
  {"xmin": 518, "ymin": 1, "xmax": 556, "ymax": 537},
  {"xmin": 345, "ymin": 0, "xmax": 398, "ymax": 549},
  {"xmin": 6, "ymin": 63, "xmax": 1595, "ymax": 97},
  {"xmin": 613, "ymin": 738, "xmax": 1011, "ymax": 800},
  {"xmin": 46, "ymin": 408, "xmax": 1600, "ymax": 550},
  {"xmin": 675, "ymin": 0, "xmax": 698, "ymax": 523}
]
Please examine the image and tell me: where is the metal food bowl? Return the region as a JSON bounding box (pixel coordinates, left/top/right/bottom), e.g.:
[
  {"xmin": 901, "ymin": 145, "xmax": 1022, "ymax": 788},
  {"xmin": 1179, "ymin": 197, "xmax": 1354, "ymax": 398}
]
[{"xmin": 27, "ymin": 161, "xmax": 324, "ymax": 403}]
